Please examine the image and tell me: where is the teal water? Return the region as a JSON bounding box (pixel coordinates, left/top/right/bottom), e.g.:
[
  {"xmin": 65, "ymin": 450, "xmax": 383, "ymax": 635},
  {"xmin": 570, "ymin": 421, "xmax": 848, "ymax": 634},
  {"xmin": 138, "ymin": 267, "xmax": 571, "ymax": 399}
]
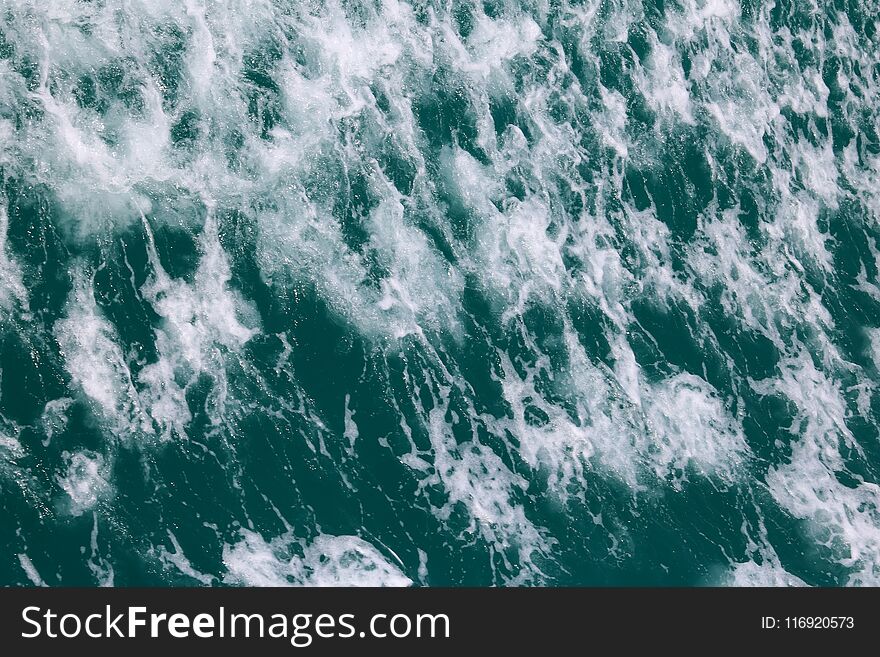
[{"xmin": 0, "ymin": 0, "xmax": 878, "ymax": 586}]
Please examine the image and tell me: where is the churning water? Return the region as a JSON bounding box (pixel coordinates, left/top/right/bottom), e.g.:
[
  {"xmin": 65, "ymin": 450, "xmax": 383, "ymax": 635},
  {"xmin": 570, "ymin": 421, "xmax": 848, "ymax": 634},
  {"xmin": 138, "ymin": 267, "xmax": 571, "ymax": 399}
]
[{"xmin": 0, "ymin": 0, "xmax": 878, "ymax": 586}]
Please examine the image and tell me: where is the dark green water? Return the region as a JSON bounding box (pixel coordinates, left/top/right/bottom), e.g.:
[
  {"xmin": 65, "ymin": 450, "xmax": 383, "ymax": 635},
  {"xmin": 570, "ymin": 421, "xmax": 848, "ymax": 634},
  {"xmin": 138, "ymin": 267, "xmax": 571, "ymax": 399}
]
[{"xmin": 0, "ymin": 0, "xmax": 879, "ymax": 586}]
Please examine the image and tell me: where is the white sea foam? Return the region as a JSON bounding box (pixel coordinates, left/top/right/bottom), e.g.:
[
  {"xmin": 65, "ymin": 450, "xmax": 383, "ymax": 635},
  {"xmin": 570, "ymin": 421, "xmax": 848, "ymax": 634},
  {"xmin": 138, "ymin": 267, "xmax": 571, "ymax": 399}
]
[
  {"xmin": 18, "ymin": 553, "xmax": 47, "ymax": 586},
  {"xmin": 40, "ymin": 398, "xmax": 73, "ymax": 446},
  {"xmin": 343, "ymin": 394, "xmax": 358, "ymax": 454},
  {"xmin": 868, "ymin": 329, "xmax": 880, "ymax": 372},
  {"xmin": 223, "ymin": 530, "xmax": 412, "ymax": 587},
  {"xmin": 0, "ymin": 431, "xmax": 23, "ymax": 458},
  {"xmin": 390, "ymin": 345, "xmax": 552, "ymax": 583},
  {"xmin": 756, "ymin": 354, "xmax": 880, "ymax": 585},
  {"xmin": 55, "ymin": 269, "xmax": 153, "ymax": 438},
  {"xmin": 87, "ymin": 513, "xmax": 115, "ymax": 586},
  {"xmin": 0, "ymin": 204, "xmax": 27, "ymax": 317},
  {"xmin": 493, "ymin": 322, "xmax": 747, "ymax": 496},
  {"xmin": 138, "ymin": 214, "xmax": 259, "ymax": 433},
  {"xmin": 727, "ymin": 559, "xmax": 808, "ymax": 587},
  {"xmin": 636, "ymin": 38, "xmax": 694, "ymax": 124},
  {"xmin": 597, "ymin": 85, "xmax": 630, "ymax": 158},
  {"xmin": 642, "ymin": 373, "xmax": 747, "ymax": 487},
  {"xmin": 467, "ymin": 14, "xmax": 542, "ymax": 78},
  {"xmin": 56, "ymin": 450, "xmax": 113, "ymax": 516},
  {"xmin": 155, "ymin": 530, "xmax": 215, "ymax": 585}
]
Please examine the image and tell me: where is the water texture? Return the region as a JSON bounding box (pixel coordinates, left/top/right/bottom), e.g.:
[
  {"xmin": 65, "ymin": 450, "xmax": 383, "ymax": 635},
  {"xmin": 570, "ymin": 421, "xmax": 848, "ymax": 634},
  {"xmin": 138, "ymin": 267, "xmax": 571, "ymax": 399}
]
[{"xmin": 0, "ymin": 0, "xmax": 878, "ymax": 586}]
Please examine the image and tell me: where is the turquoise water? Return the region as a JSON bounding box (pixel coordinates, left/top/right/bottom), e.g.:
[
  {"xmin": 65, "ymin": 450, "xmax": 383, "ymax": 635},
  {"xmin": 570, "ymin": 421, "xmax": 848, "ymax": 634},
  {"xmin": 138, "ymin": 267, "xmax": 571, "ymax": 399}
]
[{"xmin": 0, "ymin": 0, "xmax": 878, "ymax": 586}]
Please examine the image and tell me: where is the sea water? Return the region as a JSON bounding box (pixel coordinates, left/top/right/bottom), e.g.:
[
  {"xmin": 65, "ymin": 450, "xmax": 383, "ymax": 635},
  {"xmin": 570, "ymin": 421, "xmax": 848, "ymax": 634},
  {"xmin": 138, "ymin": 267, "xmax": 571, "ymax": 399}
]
[{"xmin": 0, "ymin": 0, "xmax": 878, "ymax": 586}]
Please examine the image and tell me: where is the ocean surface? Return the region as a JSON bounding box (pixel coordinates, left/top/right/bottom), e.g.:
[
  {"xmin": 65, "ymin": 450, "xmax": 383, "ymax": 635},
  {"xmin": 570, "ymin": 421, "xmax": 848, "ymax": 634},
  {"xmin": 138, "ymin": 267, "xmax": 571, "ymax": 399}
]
[{"xmin": 0, "ymin": 0, "xmax": 878, "ymax": 586}]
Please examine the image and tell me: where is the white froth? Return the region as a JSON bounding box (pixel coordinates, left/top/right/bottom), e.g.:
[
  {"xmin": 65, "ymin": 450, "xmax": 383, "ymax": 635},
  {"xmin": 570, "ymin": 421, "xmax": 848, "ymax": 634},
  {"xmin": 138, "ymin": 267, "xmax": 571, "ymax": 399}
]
[
  {"xmin": 55, "ymin": 270, "xmax": 153, "ymax": 438},
  {"xmin": 727, "ymin": 559, "xmax": 808, "ymax": 587},
  {"xmin": 155, "ymin": 530, "xmax": 215, "ymax": 585},
  {"xmin": 88, "ymin": 513, "xmax": 115, "ymax": 586},
  {"xmin": 868, "ymin": 329, "xmax": 880, "ymax": 372},
  {"xmin": 0, "ymin": 431, "xmax": 23, "ymax": 458},
  {"xmin": 756, "ymin": 354, "xmax": 880, "ymax": 585},
  {"xmin": 136, "ymin": 213, "xmax": 260, "ymax": 437},
  {"xmin": 467, "ymin": 15, "xmax": 542, "ymax": 77},
  {"xmin": 637, "ymin": 38, "xmax": 694, "ymax": 124},
  {"xmin": 40, "ymin": 398, "xmax": 73, "ymax": 446},
  {"xmin": 0, "ymin": 205, "xmax": 28, "ymax": 316},
  {"xmin": 343, "ymin": 394, "xmax": 358, "ymax": 453},
  {"xmin": 223, "ymin": 530, "xmax": 412, "ymax": 587},
  {"xmin": 57, "ymin": 450, "xmax": 113, "ymax": 516},
  {"xmin": 18, "ymin": 553, "xmax": 47, "ymax": 586},
  {"xmin": 643, "ymin": 373, "xmax": 747, "ymax": 487}
]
